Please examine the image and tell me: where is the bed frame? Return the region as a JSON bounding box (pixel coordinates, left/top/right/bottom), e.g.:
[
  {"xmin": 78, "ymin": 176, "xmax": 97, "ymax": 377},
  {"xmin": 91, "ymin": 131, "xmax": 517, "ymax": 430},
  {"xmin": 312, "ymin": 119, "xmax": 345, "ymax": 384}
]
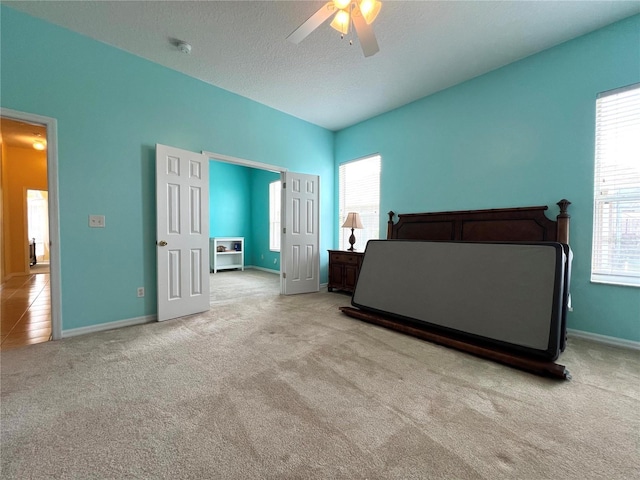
[{"xmin": 340, "ymin": 199, "xmax": 572, "ymax": 379}]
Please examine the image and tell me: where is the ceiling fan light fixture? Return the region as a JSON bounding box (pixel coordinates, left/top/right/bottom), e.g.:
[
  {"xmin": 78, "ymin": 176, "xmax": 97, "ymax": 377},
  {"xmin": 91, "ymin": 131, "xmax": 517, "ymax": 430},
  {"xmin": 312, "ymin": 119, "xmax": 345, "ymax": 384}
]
[
  {"xmin": 359, "ymin": 0, "xmax": 381, "ymax": 24},
  {"xmin": 286, "ymin": 0, "xmax": 380, "ymax": 57},
  {"xmin": 330, "ymin": 9, "xmax": 351, "ymax": 35},
  {"xmin": 333, "ymin": 0, "xmax": 351, "ymax": 10}
]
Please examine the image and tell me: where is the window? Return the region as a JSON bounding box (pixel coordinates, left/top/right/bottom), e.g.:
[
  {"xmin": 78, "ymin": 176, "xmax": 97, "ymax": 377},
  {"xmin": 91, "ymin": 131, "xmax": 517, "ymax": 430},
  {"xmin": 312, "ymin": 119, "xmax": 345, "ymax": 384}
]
[
  {"xmin": 269, "ymin": 180, "xmax": 281, "ymax": 251},
  {"xmin": 591, "ymin": 83, "xmax": 640, "ymax": 287},
  {"xmin": 339, "ymin": 155, "xmax": 381, "ymax": 251}
]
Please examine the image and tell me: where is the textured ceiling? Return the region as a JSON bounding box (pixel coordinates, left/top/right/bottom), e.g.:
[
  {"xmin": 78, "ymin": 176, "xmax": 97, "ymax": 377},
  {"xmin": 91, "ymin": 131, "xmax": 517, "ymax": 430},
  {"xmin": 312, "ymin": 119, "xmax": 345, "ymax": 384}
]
[
  {"xmin": 0, "ymin": 118, "xmax": 47, "ymax": 149},
  {"xmin": 5, "ymin": 1, "xmax": 640, "ymax": 131}
]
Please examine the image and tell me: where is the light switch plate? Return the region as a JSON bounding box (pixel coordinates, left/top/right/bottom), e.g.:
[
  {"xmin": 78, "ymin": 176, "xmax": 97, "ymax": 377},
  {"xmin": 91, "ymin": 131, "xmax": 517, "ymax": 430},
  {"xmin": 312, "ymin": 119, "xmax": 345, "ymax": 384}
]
[{"xmin": 89, "ymin": 215, "xmax": 105, "ymax": 228}]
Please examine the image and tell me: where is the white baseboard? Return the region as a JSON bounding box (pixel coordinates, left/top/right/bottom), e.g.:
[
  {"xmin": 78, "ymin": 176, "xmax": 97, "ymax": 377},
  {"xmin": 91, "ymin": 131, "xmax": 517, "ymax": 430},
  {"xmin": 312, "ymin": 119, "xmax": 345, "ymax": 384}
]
[
  {"xmin": 568, "ymin": 328, "xmax": 640, "ymax": 351},
  {"xmin": 244, "ymin": 267, "xmax": 328, "ymax": 290},
  {"xmin": 245, "ymin": 265, "xmax": 279, "ymax": 274},
  {"xmin": 62, "ymin": 315, "xmax": 156, "ymax": 338}
]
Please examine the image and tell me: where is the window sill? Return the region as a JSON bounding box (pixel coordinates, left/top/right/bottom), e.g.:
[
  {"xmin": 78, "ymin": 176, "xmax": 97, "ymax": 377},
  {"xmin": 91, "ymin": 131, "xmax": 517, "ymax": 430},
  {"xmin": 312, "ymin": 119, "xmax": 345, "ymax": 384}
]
[{"xmin": 590, "ymin": 275, "xmax": 640, "ymax": 288}]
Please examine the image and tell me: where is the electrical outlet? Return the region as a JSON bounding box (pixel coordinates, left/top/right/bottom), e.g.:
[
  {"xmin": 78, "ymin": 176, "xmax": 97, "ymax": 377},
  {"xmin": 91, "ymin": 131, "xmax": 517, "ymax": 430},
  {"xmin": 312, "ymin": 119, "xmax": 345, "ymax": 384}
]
[
  {"xmin": 137, "ymin": 287, "xmax": 145, "ymax": 297},
  {"xmin": 89, "ymin": 215, "xmax": 105, "ymax": 228}
]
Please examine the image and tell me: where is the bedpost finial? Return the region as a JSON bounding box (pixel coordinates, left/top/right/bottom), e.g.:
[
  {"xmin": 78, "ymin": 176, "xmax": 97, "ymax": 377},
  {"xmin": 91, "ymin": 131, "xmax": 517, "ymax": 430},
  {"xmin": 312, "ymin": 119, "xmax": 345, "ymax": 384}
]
[
  {"xmin": 387, "ymin": 211, "xmax": 396, "ymax": 240},
  {"xmin": 557, "ymin": 199, "xmax": 571, "ymax": 217}
]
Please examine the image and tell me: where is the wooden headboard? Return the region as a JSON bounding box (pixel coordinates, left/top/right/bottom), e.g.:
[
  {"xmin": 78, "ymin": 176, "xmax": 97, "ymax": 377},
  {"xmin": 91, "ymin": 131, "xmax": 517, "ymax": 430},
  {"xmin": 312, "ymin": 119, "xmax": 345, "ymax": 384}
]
[{"xmin": 387, "ymin": 199, "xmax": 571, "ymax": 245}]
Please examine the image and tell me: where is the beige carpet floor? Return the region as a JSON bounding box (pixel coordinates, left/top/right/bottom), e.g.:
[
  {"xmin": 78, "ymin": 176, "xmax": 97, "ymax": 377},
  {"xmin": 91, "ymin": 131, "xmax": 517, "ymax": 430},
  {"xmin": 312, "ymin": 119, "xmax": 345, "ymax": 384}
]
[
  {"xmin": 1, "ymin": 278, "xmax": 639, "ymax": 479},
  {"xmin": 209, "ymin": 268, "xmax": 280, "ymax": 305}
]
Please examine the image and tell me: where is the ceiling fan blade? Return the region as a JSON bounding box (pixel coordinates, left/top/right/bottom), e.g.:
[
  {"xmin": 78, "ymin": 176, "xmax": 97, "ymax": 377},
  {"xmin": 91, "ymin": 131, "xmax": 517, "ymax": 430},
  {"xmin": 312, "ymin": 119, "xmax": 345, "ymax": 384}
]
[
  {"xmin": 352, "ymin": 4, "xmax": 380, "ymax": 57},
  {"xmin": 287, "ymin": 2, "xmax": 336, "ymax": 44}
]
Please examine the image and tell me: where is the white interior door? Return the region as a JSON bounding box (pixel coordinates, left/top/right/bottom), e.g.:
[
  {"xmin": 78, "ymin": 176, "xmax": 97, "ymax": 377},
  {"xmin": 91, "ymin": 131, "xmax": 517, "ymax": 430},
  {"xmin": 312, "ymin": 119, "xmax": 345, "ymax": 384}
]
[
  {"xmin": 156, "ymin": 144, "xmax": 210, "ymax": 321},
  {"xmin": 282, "ymin": 172, "xmax": 320, "ymax": 295}
]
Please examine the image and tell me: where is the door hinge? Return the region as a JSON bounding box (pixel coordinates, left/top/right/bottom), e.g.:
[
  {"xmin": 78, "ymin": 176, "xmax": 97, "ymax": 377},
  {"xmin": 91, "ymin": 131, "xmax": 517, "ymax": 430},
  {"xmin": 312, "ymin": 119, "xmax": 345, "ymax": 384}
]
[
  {"xmin": 283, "ymin": 182, "xmax": 286, "ymax": 189},
  {"xmin": 283, "ymin": 228, "xmax": 286, "ymax": 234},
  {"xmin": 282, "ymin": 272, "xmax": 286, "ymax": 279}
]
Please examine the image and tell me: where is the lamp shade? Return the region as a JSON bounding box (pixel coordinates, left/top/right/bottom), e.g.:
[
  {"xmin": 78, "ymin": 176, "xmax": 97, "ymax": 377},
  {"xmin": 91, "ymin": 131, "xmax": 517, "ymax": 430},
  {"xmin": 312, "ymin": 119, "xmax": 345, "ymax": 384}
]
[
  {"xmin": 330, "ymin": 9, "xmax": 350, "ymax": 35},
  {"xmin": 359, "ymin": 0, "xmax": 381, "ymax": 24},
  {"xmin": 342, "ymin": 212, "xmax": 364, "ymax": 229}
]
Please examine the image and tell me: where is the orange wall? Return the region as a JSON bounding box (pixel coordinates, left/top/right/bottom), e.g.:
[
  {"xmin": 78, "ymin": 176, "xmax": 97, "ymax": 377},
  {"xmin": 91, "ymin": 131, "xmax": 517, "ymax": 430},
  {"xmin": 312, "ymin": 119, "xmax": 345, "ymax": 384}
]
[{"xmin": 3, "ymin": 145, "xmax": 47, "ymax": 276}]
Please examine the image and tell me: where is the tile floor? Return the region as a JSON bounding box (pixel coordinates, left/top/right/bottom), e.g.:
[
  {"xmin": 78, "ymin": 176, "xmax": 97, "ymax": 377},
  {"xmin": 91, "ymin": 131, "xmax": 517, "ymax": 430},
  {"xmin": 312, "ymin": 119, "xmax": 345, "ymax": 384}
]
[{"xmin": 1, "ymin": 271, "xmax": 51, "ymax": 350}]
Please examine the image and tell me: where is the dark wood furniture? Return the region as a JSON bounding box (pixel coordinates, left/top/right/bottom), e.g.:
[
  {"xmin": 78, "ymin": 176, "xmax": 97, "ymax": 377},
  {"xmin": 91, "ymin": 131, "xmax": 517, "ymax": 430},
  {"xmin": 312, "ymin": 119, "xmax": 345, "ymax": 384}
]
[
  {"xmin": 340, "ymin": 199, "xmax": 572, "ymax": 379},
  {"xmin": 328, "ymin": 250, "xmax": 364, "ymax": 294},
  {"xmin": 29, "ymin": 238, "xmax": 37, "ymax": 266}
]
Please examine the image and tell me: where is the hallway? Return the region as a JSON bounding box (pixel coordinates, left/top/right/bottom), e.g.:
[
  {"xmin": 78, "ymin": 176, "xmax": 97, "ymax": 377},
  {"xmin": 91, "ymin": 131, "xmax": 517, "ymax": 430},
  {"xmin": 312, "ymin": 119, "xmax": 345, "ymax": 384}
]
[{"xmin": 1, "ymin": 272, "xmax": 51, "ymax": 350}]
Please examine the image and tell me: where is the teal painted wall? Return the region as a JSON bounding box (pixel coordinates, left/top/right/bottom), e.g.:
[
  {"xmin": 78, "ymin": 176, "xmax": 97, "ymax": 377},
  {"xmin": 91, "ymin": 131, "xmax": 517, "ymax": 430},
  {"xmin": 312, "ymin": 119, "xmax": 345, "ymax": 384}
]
[
  {"xmin": 1, "ymin": 6, "xmax": 334, "ymax": 330},
  {"xmin": 251, "ymin": 169, "xmax": 281, "ymax": 272},
  {"xmin": 210, "ymin": 161, "xmax": 252, "ymax": 260},
  {"xmin": 335, "ymin": 15, "xmax": 640, "ymax": 341}
]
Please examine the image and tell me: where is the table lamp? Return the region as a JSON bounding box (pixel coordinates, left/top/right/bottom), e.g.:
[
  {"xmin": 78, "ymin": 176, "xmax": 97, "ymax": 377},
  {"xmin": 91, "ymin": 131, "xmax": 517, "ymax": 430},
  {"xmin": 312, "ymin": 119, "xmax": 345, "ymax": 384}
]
[{"xmin": 342, "ymin": 212, "xmax": 364, "ymax": 251}]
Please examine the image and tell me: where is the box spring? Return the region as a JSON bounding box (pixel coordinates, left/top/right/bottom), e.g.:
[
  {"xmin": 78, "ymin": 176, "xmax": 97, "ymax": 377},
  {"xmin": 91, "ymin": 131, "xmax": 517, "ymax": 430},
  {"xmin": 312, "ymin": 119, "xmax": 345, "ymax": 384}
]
[{"xmin": 351, "ymin": 240, "xmax": 570, "ymax": 362}]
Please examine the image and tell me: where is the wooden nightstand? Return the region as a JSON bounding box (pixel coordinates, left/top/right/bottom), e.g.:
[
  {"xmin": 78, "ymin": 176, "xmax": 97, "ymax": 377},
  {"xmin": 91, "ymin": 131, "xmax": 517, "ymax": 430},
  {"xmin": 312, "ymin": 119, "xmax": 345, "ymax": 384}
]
[{"xmin": 328, "ymin": 250, "xmax": 364, "ymax": 294}]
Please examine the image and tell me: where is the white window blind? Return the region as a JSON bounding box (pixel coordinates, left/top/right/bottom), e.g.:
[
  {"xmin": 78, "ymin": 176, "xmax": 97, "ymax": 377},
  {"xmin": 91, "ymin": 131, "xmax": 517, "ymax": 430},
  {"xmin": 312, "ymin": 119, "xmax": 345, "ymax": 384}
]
[
  {"xmin": 339, "ymin": 155, "xmax": 381, "ymax": 251},
  {"xmin": 591, "ymin": 83, "xmax": 640, "ymax": 287},
  {"xmin": 269, "ymin": 180, "xmax": 281, "ymax": 251}
]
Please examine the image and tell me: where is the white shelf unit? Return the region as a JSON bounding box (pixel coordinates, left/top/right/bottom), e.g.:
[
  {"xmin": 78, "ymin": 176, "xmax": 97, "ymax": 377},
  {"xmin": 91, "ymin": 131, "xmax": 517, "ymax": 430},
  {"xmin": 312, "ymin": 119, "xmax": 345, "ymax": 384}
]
[{"xmin": 211, "ymin": 237, "xmax": 244, "ymax": 273}]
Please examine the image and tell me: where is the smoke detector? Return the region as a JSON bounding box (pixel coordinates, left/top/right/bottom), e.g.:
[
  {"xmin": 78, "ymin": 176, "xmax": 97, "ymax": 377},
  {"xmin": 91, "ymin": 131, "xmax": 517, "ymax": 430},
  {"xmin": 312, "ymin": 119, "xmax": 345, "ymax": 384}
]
[{"xmin": 177, "ymin": 41, "xmax": 192, "ymax": 55}]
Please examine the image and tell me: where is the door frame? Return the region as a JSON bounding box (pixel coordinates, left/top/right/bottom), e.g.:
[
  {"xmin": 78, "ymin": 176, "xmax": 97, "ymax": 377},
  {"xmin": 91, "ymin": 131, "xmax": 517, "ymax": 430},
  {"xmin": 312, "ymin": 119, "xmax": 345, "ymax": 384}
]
[
  {"xmin": 202, "ymin": 150, "xmax": 288, "ymax": 293},
  {"xmin": 1, "ymin": 108, "xmax": 62, "ymax": 340},
  {"xmin": 203, "ymin": 151, "xmax": 289, "ymax": 175}
]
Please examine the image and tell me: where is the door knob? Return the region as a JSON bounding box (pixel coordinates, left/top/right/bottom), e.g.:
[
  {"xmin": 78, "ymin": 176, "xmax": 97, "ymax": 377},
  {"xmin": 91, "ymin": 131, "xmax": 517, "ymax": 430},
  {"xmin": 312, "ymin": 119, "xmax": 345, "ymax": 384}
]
[{"xmin": 157, "ymin": 240, "xmax": 168, "ymax": 247}]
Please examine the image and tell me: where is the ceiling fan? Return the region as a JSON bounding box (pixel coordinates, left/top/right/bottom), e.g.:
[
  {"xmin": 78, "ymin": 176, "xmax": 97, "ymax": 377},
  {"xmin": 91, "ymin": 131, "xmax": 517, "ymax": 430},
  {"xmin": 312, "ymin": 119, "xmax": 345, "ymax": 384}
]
[{"xmin": 287, "ymin": 0, "xmax": 382, "ymax": 57}]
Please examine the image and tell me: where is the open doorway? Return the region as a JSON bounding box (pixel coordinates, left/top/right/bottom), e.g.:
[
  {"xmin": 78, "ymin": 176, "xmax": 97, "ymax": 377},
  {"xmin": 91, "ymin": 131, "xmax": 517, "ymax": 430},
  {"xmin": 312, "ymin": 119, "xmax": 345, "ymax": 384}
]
[
  {"xmin": 205, "ymin": 150, "xmax": 320, "ymax": 300},
  {"xmin": 27, "ymin": 189, "xmax": 50, "ymax": 274},
  {"xmin": 207, "ymin": 156, "xmax": 283, "ymax": 304},
  {"xmin": 1, "ymin": 110, "xmax": 61, "ymax": 347},
  {"xmin": 1, "ymin": 119, "xmax": 51, "ymax": 348}
]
